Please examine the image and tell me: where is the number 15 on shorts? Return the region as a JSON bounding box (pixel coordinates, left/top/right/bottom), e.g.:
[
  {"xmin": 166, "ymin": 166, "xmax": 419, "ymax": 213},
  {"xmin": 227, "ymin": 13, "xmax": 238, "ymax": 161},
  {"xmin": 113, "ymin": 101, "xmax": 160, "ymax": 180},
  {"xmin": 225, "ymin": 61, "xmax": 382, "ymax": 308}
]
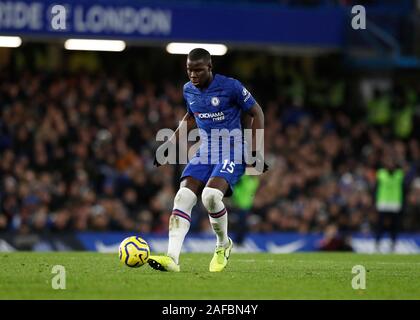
[{"xmin": 220, "ymin": 160, "xmax": 235, "ymax": 173}]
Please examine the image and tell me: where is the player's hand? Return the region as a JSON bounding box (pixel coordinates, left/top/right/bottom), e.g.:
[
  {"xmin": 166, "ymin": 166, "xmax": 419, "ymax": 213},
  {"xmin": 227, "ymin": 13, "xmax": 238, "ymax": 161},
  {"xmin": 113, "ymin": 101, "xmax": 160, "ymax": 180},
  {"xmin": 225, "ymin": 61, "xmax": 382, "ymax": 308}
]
[
  {"xmin": 153, "ymin": 141, "xmax": 174, "ymax": 167},
  {"xmin": 250, "ymin": 150, "xmax": 269, "ymax": 173},
  {"xmin": 153, "ymin": 153, "xmax": 161, "ymax": 167}
]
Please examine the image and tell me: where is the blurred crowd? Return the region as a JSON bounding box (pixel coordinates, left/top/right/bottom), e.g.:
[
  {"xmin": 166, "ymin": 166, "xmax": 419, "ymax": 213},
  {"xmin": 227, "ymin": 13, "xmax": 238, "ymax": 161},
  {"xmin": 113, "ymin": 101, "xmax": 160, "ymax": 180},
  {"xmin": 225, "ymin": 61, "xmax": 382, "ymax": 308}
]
[
  {"xmin": 249, "ymin": 103, "xmax": 420, "ymax": 235},
  {"xmin": 0, "ymin": 69, "xmax": 420, "ymax": 236}
]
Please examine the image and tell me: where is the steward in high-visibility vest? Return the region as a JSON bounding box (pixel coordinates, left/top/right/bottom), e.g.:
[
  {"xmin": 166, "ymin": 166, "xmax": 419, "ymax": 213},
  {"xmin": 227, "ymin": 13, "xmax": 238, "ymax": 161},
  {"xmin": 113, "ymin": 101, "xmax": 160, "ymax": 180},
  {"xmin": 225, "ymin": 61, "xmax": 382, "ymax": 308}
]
[
  {"xmin": 231, "ymin": 175, "xmax": 260, "ymax": 245},
  {"xmin": 374, "ymin": 160, "xmax": 406, "ymax": 252},
  {"xmin": 375, "ymin": 168, "xmax": 405, "ymax": 213}
]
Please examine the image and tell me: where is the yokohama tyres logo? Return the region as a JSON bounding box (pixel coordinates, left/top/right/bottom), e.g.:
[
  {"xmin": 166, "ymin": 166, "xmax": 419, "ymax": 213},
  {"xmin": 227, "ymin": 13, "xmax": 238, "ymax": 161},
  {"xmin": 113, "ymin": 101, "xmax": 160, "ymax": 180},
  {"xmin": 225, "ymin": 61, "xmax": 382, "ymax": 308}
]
[{"xmin": 194, "ymin": 111, "xmax": 225, "ymax": 120}]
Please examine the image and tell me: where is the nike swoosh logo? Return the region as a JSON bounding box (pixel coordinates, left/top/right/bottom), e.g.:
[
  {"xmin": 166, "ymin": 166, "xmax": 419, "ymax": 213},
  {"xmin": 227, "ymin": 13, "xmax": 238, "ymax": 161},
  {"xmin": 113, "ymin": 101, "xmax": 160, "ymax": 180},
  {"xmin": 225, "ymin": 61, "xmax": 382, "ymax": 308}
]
[
  {"xmin": 95, "ymin": 241, "xmax": 120, "ymax": 253},
  {"xmin": 189, "ymin": 101, "xmax": 195, "ymax": 105},
  {"xmin": 266, "ymin": 240, "xmax": 306, "ymax": 253}
]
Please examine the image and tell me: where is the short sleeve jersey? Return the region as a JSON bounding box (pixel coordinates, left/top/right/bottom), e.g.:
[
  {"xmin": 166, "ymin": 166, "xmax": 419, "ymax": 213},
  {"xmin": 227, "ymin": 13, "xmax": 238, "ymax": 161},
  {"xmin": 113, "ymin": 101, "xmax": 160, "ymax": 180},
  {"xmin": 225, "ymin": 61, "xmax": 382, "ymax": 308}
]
[{"xmin": 183, "ymin": 74, "xmax": 256, "ymax": 161}]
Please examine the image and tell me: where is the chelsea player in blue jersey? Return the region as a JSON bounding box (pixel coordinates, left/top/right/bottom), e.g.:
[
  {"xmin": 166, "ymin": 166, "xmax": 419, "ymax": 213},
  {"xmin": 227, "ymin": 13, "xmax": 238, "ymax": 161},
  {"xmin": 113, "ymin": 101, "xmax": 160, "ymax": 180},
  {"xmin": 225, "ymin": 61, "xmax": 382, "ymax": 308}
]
[{"xmin": 148, "ymin": 48, "xmax": 267, "ymax": 272}]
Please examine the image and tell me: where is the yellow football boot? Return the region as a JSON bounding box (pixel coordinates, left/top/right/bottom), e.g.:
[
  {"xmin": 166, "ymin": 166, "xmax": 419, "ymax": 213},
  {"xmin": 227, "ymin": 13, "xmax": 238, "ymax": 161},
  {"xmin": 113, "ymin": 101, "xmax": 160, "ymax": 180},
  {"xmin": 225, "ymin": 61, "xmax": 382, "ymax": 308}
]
[{"xmin": 209, "ymin": 238, "xmax": 233, "ymax": 272}]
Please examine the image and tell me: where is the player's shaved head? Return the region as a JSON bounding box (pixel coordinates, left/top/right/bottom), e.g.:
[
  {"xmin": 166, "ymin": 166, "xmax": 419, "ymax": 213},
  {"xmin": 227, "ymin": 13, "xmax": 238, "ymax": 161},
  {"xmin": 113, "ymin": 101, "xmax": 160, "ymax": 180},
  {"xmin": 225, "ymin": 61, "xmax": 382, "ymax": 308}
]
[
  {"xmin": 186, "ymin": 48, "xmax": 213, "ymax": 88},
  {"xmin": 188, "ymin": 48, "xmax": 211, "ymax": 64}
]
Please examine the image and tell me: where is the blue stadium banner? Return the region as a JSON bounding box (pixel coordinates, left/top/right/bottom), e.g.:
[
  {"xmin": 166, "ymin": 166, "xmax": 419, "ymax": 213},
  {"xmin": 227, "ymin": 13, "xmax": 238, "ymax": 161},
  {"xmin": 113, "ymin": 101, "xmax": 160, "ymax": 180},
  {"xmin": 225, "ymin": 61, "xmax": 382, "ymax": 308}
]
[
  {"xmin": 2, "ymin": 232, "xmax": 420, "ymax": 253},
  {"xmin": 0, "ymin": 0, "xmax": 346, "ymax": 46},
  {"xmin": 77, "ymin": 232, "xmax": 420, "ymax": 254}
]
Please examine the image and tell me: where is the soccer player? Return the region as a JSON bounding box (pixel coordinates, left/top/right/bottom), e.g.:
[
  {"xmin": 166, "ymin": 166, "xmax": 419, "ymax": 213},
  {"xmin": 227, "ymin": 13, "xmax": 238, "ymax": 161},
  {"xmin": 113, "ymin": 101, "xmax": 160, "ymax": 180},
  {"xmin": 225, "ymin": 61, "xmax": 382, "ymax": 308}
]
[{"xmin": 148, "ymin": 48, "xmax": 267, "ymax": 272}]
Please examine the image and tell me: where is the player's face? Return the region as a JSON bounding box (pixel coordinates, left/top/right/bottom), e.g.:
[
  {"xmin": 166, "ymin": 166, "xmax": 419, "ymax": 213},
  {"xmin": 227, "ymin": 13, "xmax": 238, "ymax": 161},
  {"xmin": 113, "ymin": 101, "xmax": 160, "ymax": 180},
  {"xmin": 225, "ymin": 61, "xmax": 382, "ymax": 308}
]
[{"xmin": 186, "ymin": 59, "xmax": 212, "ymax": 88}]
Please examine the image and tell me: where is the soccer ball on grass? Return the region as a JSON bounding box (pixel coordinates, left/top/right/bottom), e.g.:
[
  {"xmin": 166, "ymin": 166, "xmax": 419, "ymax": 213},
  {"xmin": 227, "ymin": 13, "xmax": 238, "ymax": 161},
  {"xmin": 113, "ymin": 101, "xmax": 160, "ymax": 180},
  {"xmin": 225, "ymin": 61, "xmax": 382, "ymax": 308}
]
[{"xmin": 119, "ymin": 236, "xmax": 150, "ymax": 268}]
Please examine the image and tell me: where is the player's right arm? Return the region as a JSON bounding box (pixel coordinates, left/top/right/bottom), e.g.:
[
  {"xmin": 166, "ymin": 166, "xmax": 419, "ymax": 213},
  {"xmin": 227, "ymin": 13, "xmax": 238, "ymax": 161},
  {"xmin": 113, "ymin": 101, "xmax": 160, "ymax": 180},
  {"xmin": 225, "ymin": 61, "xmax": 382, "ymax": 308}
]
[
  {"xmin": 164, "ymin": 111, "xmax": 196, "ymax": 146},
  {"xmin": 153, "ymin": 112, "xmax": 196, "ymax": 167}
]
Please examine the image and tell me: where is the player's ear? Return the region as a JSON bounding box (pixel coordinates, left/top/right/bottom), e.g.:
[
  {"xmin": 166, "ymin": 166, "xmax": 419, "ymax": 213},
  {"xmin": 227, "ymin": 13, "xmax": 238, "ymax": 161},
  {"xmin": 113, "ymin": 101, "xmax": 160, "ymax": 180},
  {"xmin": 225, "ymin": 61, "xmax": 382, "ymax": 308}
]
[{"xmin": 208, "ymin": 61, "xmax": 212, "ymax": 71}]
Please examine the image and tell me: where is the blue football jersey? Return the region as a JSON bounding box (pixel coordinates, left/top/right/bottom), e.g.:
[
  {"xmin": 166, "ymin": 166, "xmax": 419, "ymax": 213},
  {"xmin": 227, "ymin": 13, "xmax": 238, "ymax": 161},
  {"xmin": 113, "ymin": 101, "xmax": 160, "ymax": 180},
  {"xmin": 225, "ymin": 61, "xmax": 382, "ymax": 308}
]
[{"xmin": 183, "ymin": 74, "xmax": 256, "ymax": 163}]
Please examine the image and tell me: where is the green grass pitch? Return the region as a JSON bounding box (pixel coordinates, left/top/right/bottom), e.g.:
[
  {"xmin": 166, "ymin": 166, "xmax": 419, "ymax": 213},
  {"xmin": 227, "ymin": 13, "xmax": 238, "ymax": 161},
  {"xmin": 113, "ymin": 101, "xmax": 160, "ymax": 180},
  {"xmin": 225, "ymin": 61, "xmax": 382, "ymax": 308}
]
[{"xmin": 1, "ymin": 252, "xmax": 420, "ymax": 299}]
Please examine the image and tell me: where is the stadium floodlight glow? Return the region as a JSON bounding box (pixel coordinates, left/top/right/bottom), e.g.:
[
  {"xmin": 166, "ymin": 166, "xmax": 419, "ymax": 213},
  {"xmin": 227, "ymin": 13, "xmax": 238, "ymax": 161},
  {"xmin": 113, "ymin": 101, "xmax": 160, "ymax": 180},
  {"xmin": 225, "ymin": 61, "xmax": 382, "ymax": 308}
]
[
  {"xmin": 166, "ymin": 43, "xmax": 228, "ymax": 56},
  {"xmin": 64, "ymin": 39, "xmax": 126, "ymax": 52},
  {"xmin": 0, "ymin": 36, "xmax": 22, "ymax": 48}
]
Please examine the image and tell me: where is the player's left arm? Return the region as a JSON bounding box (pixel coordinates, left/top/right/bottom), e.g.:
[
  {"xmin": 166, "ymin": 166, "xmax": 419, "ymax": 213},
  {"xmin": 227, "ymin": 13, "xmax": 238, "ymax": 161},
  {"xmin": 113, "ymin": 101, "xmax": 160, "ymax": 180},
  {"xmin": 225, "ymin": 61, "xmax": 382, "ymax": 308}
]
[
  {"xmin": 243, "ymin": 103, "xmax": 268, "ymax": 173},
  {"xmin": 244, "ymin": 103, "xmax": 264, "ymax": 153},
  {"xmin": 234, "ymin": 79, "xmax": 268, "ymax": 173}
]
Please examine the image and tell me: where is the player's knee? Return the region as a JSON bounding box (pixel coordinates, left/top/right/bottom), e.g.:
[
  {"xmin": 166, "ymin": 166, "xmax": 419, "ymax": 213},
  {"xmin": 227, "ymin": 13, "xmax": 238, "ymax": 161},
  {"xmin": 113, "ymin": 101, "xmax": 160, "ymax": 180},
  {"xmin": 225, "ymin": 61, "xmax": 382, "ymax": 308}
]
[
  {"xmin": 201, "ymin": 187, "xmax": 224, "ymax": 212},
  {"xmin": 174, "ymin": 187, "xmax": 197, "ymax": 210}
]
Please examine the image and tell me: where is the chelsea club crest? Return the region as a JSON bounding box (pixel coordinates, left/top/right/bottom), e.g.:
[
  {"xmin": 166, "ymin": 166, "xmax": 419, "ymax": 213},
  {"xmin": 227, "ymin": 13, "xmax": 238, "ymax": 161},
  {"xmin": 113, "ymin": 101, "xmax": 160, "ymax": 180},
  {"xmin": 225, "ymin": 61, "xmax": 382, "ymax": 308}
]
[{"xmin": 211, "ymin": 97, "xmax": 220, "ymax": 106}]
